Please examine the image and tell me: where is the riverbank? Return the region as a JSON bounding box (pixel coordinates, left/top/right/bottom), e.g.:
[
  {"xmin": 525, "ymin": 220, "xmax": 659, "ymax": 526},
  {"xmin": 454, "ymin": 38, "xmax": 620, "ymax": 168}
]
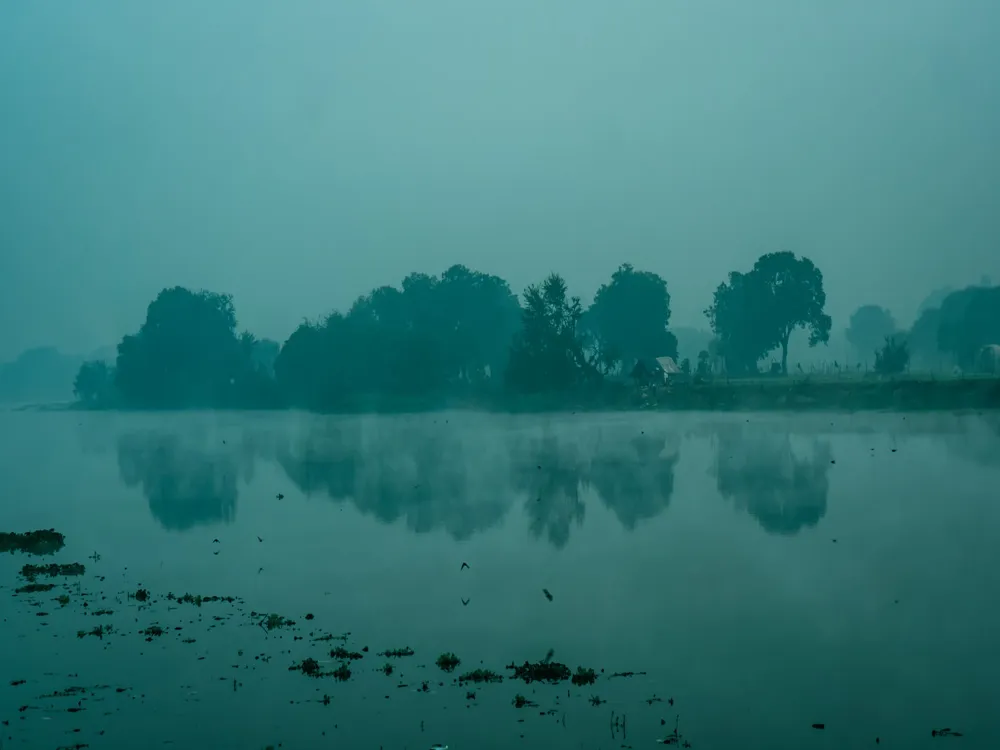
[
  {"xmin": 25, "ymin": 375, "xmax": 1000, "ymax": 414},
  {"xmin": 647, "ymin": 375, "xmax": 1000, "ymax": 412}
]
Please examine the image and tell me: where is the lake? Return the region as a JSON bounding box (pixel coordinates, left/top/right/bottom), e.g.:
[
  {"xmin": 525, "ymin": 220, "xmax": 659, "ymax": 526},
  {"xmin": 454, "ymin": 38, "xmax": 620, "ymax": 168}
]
[{"xmin": 2, "ymin": 410, "xmax": 999, "ymax": 749}]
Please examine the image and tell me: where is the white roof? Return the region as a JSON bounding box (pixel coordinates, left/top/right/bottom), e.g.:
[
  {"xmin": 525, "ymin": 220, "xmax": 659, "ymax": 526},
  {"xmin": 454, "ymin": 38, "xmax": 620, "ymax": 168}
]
[{"xmin": 655, "ymin": 356, "xmax": 681, "ymax": 374}]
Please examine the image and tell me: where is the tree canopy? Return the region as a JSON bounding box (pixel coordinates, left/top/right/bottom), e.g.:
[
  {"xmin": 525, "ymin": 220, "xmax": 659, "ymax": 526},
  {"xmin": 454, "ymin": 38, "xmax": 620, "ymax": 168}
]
[
  {"xmin": 581, "ymin": 263, "xmax": 677, "ymax": 374},
  {"xmin": 114, "ymin": 287, "xmax": 275, "ymax": 408},
  {"xmin": 505, "ymin": 273, "xmax": 597, "ymax": 393},
  {"xmin": 845, "ymin": 305, "xmax": 897, "ymax": 362},
  {"xmin": 705, "ymin": 251, "xmax": 830, "ymax": 374}
]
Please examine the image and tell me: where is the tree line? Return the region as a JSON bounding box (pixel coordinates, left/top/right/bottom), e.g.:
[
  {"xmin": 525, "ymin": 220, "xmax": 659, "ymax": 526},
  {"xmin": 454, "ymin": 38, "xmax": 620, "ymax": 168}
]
[{"xmin": 72, "ymin": 252, "xmax": 1000, "ymax": 409}]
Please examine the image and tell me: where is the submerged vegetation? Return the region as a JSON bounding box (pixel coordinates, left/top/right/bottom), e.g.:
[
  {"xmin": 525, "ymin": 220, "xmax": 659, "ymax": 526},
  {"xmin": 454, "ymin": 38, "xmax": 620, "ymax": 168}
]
[{"xmin": 66, "ymin": 259, "xmax": 1000, "ymax": 413}]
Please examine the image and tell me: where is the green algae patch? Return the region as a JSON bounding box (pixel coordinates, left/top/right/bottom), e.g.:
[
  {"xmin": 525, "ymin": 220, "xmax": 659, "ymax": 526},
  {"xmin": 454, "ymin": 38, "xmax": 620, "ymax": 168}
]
[{"xmin": 0, "ymin": 529, "xmax": 65, "ymax": 556}]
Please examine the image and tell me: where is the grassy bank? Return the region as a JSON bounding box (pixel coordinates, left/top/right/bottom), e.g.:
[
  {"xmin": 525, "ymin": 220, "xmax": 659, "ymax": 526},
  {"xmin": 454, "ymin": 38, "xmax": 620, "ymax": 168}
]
[
  {"xmin": 647, "ymin": 375, "xmax": 1000, "ymax": 412},
  {"xmin": 47, "ymin": 374, "xmax": 1000, "ymax": 414}
]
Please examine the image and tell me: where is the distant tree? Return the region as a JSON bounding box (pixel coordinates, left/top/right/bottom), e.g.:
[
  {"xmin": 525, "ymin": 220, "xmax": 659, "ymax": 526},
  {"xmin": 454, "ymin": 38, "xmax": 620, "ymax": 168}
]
[
  {"xmin": 705, "ymin": 270, "xmax": 773, "ymax": 375},
  {"xmin": 505, "ymin": 274, "xmax": 596, "ymax": 393},
  {"xmin": 906, "ymin": 306, "xmax": 945, "ymax": 369},
  {"xmin": 752, "ymin": 252, "xmax": 831, "ymax": 374},
  {"xmin": 274, "ymin": 265, "xmax": 521, "ymax": 409},
  {"xmin": 114, "ymin": 287, "xmax": 265, "ymax": 408},
  {"xmin": 936, "ymin": 285, "xmax": 1000, "ymax": 370},
  {"xmin": 845, "ymin": 305, "xmax": 897, "ymax": 362},
  {"xmin": 73, "ymin": 360, "xmax": 114, "ymax": 405},
  {"xmin": 695, "ymin": 350, "xmax": 711, "ymax": 378},
  {"xmin": 706, "ymin": 252, "xmax": 831, "ymax": 376},
  {"xmin": 580, "ymin": 263, "xmax": 677, "ymax": 374},
  {"xmin": 874, "ymin": 335, "xmax": 910, "ymax": 375}
]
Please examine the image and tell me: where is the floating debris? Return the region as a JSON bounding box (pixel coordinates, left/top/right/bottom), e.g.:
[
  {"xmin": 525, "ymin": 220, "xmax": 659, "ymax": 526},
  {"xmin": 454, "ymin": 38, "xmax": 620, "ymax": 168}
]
[
  {"xmin": 931, "ymin": 728, "xmax": 963, "ymax": 738},
  {"xmin": 380, "ymin": 646, "xmax": 415, "ymax": 658},
  {"xmin": 20, "ymin": 562, "xmax": 85, "ymax": 580},
  {"xmin": 330, "ymin": 646, "xmax": 364, "ymax": 661},
  {"xmin": 609, "ymin": 671, "xmax": 646, "ymax": 679},
  {"xmin": 512, "ymin": 694, "xmax": 537, "ymax": 708},
  {"xmin": 143, "ymin": 625, "xmax": 164, "ymax": 639},
  {"xmin": 507, "ymin": 660, "xmax": 571, "ymax": 684},
  {"xmin": 290, "ymin": 658, "xmax": 322, "ymax": 677},
  {"xmin": 458, "ymin": 669, "xmax": 503, "ymax": 685},
  {"xmin": 77, "ymin": 625, "xmax": 113, "ymax": 639},
  {"xmin": 380, "ymin": 662, "xmax": 394, "ymax": 676},
  {"xmin": 332, "ymin": 663, "xmax": 352, "ymax": 682},
  {"xmin": 436, "ymin": 653, "xmax": 461, "ymax": 673},
  {"xmin": 812, "ymin": 723, "xmax": 825, "ymax": 730},
  {"xmin": 259, "ymin": 613, "xmax": 294, "ymax": 631},
  {"xmin": 133, "ymin": 588, "xmax": 150, "ymax": 602},
  {"xmin": 166, "ymin": 593, "xmax": 238, "ymax": 607},
  {"xmin": 15, "ymin": 582, "xmax": 55, "ymax": 594},
  {"xmin": 542, "ymin": 588, "xmax": 553, "ymax": 602},
  {"xmin": 460, "ymin": 562, "xmax": 470, "ymax": 570},
  {"xmin": 571, "ymin": 667, "xmax": 597, "ymax": 686},
  {"xmin": 0, "ymin": 529, "xmax": 65, "ymax": 555}
]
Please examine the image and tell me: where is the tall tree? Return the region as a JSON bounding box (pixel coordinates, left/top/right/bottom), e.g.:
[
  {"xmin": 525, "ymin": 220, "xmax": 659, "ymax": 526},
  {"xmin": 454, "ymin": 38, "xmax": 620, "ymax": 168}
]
[
  {"xmin": 506, "ymin": 274, "xmax": 595, "ymax": 393},
  {"xmin": 845, "ymin": 305, "xmax": 897, "ymax": 362},
  {"xmin": 706, "ymin": 252, "xmax": 831, "ymax": 375},
  {"xmin": 581, "ymin": 263, "xmax": 678, "ymax": 374},
  {"xmin": 704, "ymin": 270, "xmax": 777, "ymax": 375},
  {"xmin": 115, "ymin": 287, "xmax": 250, "ymax": 408}
]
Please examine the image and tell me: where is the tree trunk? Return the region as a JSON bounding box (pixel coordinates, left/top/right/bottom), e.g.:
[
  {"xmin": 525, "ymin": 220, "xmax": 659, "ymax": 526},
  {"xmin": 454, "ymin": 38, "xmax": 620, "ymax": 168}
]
[{"xmin": 781, "ymin": 333, "xmax": 790, "ymax": 375}]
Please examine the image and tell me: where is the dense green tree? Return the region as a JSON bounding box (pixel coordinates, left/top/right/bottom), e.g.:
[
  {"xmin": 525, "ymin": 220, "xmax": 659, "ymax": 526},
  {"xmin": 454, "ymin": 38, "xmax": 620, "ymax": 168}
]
[
  {"xmin": 845, "ymin": 305, "xmax": 897, "ymax": 362},
  {"xmin": 706, "ymin": 252, "xmax": 831, "ymax": 375},
  {"xmin": 874, "ymin": 335, "xmax": 910, "ymax": 375},
  {"xmin": 274, "ymin": 265, "xmax": 521, "ymax": 409},
  {"xmin": 114, "ymin": 287, "xmax": 273, "ymax": 408},
  {"xmin": 704, "ymin": 270, "xmax": 775, "ymax": 375},
  {"xmin": 73, "ymin": 360, "xmax": 114, "ymax": 405},
  {"xmin": 580, "ymin": 263, "xmax": 677, "ymax": 375},
  {"xmin": 505, "ymin": 274, "xmax": 596, "ymax": 393}
]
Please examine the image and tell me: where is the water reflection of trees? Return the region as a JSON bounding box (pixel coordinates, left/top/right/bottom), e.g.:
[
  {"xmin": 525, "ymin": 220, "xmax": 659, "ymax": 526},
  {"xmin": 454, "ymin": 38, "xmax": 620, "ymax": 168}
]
[
  {"xmin": 589, "ymin": 433, "xmax": 680, "ymax": 530},
  {"xmin": 275, "ymin": 419, "xmax": 682, "ymax": 547},
  {"xmin": 712, "ymin": 427, "xmax": 831, "ymax": 535},
  {"xmin": 275, "ymin": 419, "xmax": 512, "ymax": 541},
  {"xmin": 510, "ymin": 433, "xmax": 588, "ymax": 548},
  {"xmin": 116, "ymin": 431, "xmax": 249, "ymax": 531},
  {"xmin": 509, "ymin": 426, "xmax": 681, "ymax": 547}
]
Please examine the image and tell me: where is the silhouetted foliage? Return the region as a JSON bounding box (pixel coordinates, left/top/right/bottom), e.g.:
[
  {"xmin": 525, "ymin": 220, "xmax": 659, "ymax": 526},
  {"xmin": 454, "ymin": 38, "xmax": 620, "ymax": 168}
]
[
  {"xmin": 114, "ymin": 287, "xmax": 278, "ymax": 409},
  {"xmin": 580, "ymin": 263, "xmax": 678, "ymax": 374},
  {"xmin": 73, "ymin": 360, "xmax": 114, "ymax": 405},
  {"xmin": 706, "ymin": 252, "xmax": 831, "ymax": 375},
  {"xmin": 505, "ymin": 274, "xmax": 597, "ymax": 394},
  {"xmin": 846, "ymin": 305, "xmax": 897, "ymax": 363},
  {"xmin": 275, "ymin": 265, "xmax": 520, "ymax": 410},
  {"xmin": 874, "ymin": 335, "xmax": 910, "ymax": 375}
]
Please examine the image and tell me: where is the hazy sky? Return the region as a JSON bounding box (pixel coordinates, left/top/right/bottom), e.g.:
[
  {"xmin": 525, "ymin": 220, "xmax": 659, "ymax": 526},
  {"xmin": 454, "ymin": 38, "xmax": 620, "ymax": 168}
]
[{"xmin": 2, "ymin": 0, "xmax": 998, "ymax": 360}]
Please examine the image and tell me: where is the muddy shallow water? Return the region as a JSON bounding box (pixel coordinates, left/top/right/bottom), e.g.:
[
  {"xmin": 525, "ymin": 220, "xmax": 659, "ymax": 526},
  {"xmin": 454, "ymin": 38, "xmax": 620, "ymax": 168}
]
[{"xmin": 1, "ymin": 409, "xmax": 999, "ymax": 749}]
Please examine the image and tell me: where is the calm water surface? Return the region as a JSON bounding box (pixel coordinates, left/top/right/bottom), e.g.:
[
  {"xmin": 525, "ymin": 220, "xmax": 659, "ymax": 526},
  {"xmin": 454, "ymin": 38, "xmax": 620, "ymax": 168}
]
[{"xmin": 1, "ymin": 410, "xmax": 999, "ymax": 749}]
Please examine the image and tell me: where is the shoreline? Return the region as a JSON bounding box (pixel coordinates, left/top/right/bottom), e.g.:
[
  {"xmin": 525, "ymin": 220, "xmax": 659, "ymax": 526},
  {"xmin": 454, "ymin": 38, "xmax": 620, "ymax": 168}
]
[{"xmin": 15, "ymin": 375, "xmax": 1000, "ymax": 414}]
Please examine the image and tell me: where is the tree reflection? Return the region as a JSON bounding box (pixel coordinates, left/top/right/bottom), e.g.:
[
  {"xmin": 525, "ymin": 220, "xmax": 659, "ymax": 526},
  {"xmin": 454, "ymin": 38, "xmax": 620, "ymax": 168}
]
[
  {"xmin": 589, "ymin": 432, "xmax": 680, "ymax": 530},
  {"xmin": 510, "ymin": 432, "xmax": 587, "ymax": 548},
  {"xmin": 275, "ymin": 419, "xmax": 512, "ymax": 541},
  {"xmin": 116, "ymin": 432, "xmax": 244, "ymax": 531},
  {"xmin": 713, "ymin": 427, "xmax": 831, "ymax": 535}
]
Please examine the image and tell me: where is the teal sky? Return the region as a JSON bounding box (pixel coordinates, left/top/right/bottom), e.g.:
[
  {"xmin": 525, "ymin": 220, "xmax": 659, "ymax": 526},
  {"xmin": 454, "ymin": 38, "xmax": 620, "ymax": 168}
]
[{"xmin": 2, "ymin": 0, "xmax": 998, "ymax": 359}]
